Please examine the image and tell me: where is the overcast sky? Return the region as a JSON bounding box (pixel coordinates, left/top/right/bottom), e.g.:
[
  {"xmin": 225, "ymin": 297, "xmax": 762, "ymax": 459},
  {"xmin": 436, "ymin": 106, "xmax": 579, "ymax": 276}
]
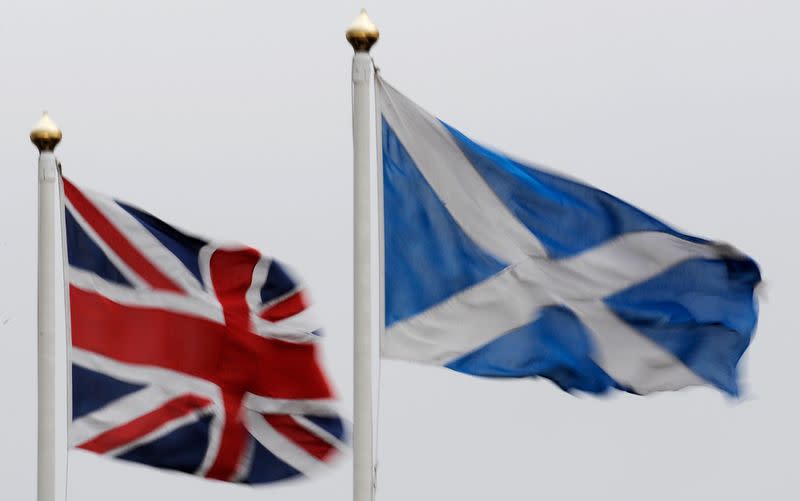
[{"xmin": 1, "ymin": 1, "xmax": 799, "ymax": 500}]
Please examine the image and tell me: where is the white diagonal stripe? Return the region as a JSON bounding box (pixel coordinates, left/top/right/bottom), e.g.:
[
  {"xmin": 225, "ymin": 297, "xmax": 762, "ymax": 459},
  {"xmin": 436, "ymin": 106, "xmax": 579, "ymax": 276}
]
[
  {"xmin": 293, "ymin": 415, "xmax": 348, "ymax": 452},
  {"xmin": 71, "ymin": 349, "xmax": 225, "ymax": 472},
  {"xmin": 81, "ymin": 188, "xmax": 205, "ymax": 294},
  {"xmin": 71, "ymin": 385, "xmax": 176, "ymax": 446},
  {"xmin": 570, "ymin": 302, "xmax": 705, "ymax": 393},
  {"xmin": 71, "ymin": 349, "xmax": 224, "ymax": 418},
  {"xmin": 105, "ymin": 406, "xmax": 214, "ymax": 459},
  {"xmin": 378, "ymin": 77, "xmax": 545, "ymax": 265},
  {"xmin": 65, "ymin": 199, "xmax": 146, "ymax": 288},
  {"xmin": 553, "ymin": 232, "xmax": 719, "ymax": 299},
  {"xmin": 244, "ymin": 410, "xmax": 329, "ymax": 476},
  {"xmin": 383, "ymin": 231, "xmax": 721, "ymax": 393},
  {"xmin": 383, "ymin": 260, "xmax": 553, "ymax": 365}
]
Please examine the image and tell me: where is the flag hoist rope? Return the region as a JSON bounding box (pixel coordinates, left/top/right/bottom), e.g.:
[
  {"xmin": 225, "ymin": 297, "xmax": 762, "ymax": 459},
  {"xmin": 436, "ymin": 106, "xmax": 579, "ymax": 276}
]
[
  {"xmin": 57, "ymin": 165, "xmax": 74, "ymax": 500},
  {"xmin": 347, "ymin": 10, "xmax": 380, "ymax": 501}
]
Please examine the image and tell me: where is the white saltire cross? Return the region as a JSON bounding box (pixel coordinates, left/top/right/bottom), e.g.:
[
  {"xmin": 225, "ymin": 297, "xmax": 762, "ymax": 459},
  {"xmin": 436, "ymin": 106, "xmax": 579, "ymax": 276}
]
[{"xmin": 378, "ymin": 78, "xmax": 731, "ymax": 394}]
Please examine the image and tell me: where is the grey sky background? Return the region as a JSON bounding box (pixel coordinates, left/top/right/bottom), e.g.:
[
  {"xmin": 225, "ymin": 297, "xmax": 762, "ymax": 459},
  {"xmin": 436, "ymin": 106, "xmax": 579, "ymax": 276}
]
[{"xmin": 1, "ymin": 1, "xmax": 798, "ymax": 500}]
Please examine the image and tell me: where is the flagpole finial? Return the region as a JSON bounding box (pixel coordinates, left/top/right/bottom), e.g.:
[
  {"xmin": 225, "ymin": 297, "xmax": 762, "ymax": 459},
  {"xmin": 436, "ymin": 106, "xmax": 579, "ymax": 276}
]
[
  {"xmin": 346, "ymin": 9, "xmax": 379, "ymax": 52},
  {"xmin": 30, "ymin": 112, "xmax": 62, "ymax": 152}
]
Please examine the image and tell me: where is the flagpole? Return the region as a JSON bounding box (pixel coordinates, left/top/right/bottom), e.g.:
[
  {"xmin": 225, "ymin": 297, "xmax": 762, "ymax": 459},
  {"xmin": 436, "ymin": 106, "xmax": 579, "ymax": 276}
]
[
  {"xmin": 31, "ymin": 113, "xmax": 62, "ymax": 501},
  {"xmin": 347, "ymin": 10, "xmax": 379, "ymax": 501}
]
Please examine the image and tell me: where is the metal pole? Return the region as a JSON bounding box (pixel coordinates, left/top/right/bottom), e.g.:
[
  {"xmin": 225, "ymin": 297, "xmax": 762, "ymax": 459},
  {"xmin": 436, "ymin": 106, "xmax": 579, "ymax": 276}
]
[
  {"xmin": 346, "ymin": 10, "xmax": 379, "ymax": 501},
  {"xmin": 31, "ymin": 112, "xmax": 62, "ymax": 501}
]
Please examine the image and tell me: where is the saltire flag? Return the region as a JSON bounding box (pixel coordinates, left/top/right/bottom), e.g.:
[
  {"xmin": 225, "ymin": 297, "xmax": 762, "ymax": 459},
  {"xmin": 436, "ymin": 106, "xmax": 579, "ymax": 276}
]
[
  {"xmin": 63, "ymin": 177, "xmax": 346, "ymax": 484},
  {"xmin": 377, "ymin": 76, "xmax": 761, "ymax": 396}
]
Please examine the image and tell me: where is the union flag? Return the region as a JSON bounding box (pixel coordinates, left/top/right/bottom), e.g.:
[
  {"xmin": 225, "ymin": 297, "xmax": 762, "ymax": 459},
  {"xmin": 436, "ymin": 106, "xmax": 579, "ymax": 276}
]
[{"xmin": 63, "ymin": 177, "xmax": 346, "ymax": 484}]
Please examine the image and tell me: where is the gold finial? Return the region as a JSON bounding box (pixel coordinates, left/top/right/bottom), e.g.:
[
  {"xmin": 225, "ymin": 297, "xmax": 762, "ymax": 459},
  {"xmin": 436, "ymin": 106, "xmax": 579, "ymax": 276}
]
[
  {"xmin": 346, "ymin": 9, "xmax": 379, "ymax": 52},
  {"xmin": 30, "ymin": 112, "xmax": 62, "ymax": 152}
]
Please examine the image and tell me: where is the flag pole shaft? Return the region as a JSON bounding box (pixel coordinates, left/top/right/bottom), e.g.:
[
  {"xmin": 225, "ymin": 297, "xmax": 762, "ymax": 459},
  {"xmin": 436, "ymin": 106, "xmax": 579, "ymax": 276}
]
[
  {"xmin": 37, "ymin": 151, "xmax": 58, "ymax": 501},
  {"xmin": 351, "ymin": 50, "xmax": 374, "ymax": 501},
  {"xmin": 347, "ymin": 12, "xmax": 379, "ymax": 501},
  {"xmin": 31, "ymin": 114, "xmax": 62, "ymax": 501}
]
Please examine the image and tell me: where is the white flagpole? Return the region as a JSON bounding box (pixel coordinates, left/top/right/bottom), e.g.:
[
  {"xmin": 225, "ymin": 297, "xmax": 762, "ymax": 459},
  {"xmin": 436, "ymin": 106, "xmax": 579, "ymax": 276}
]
[
  {"xmin": 346, "ymin": 10, "xmax": 379, "ymax": 501},
  {"xmin": 30, "ymin": 113, "xmax": 63, "ymax": 501}
]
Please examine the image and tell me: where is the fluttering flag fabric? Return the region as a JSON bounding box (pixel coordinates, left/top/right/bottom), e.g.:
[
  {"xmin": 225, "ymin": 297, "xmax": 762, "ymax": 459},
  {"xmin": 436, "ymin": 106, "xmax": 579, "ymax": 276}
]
[
  {"xmin": 378, "ymin": 76, "xmax": 761, "ymax": 396},
  {"xmin": 63, "ymin": 178, "xmax": 346, "ymax": 483}
]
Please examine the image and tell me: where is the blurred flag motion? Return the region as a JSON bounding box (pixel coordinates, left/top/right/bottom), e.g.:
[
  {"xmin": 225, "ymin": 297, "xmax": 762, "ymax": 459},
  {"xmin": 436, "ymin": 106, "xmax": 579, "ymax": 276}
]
[
  {"xmin": 63, "ymin": 178, "xmax": 346, "ymax": 483},
  {"xmin": 378, "ymin": 76, "xmax": 761, "ymax": 396}
]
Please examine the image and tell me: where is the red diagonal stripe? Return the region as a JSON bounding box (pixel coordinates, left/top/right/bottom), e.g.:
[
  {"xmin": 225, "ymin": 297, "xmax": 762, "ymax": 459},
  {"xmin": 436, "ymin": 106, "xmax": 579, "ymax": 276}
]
[
  {"xmin": 78, "ymin": 394, "xmax": 212, "ymax": 454},
  {"xmin": 63, "ymin": 178, "xmax": 182, "ymax": 293},
  {"xmin": 259, "ymin": 291, "xmax": 308, "ymax": 322},
  {"xmin": 264, "ymin": 415, "xmax": 335, "ymax": 461}
]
